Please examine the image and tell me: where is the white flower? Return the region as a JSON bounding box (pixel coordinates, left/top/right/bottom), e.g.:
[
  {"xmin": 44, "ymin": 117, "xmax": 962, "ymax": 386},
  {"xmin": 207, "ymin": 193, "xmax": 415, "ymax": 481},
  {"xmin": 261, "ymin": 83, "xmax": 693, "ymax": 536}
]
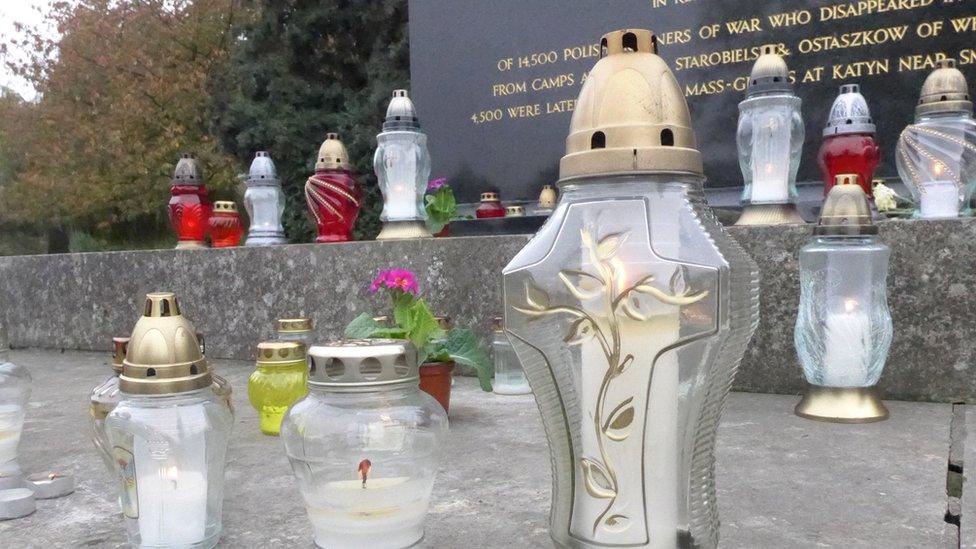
[{"xmin": 873, "ymin": 182, "xmax": 899, "ymax": 212}]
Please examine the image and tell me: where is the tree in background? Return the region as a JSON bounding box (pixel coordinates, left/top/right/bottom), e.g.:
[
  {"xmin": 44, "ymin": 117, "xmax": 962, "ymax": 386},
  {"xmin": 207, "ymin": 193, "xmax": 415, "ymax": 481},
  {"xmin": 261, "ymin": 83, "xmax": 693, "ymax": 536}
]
[
  {"xmin": 209, "ymin": 0, "xmax": 410, "ymax": 241},
  {"xmin": 0, "ymin": 0, "xmax": 245, "ymax": 249}
]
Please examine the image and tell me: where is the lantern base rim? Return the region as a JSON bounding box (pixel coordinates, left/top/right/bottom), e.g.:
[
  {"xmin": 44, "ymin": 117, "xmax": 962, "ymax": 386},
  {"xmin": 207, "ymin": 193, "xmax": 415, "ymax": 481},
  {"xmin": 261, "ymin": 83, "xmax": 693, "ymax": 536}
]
[
  {"xmin": 175, "ymin": 240, "xmax": 208, "ymax": 250},
  {"xmin": 795, "ymin": 385, "xmax": 889, "ymax": 423},
  {"xmin": 377, "ymin": 220, "xmax": 433, "ymax": 240},
  {"xmin": 735, "ymin": 203, "xmax": 806, "ymax": 226}
]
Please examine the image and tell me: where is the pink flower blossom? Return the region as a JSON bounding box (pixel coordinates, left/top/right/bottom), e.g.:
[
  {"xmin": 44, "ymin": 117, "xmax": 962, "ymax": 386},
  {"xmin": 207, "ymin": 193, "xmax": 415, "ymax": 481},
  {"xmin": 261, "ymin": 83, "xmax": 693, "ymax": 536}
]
[
  {"xmin": 427, "ymin": 177, "xmax": 448, "ymax": 193},
  {"xmin": 370, "ymin": 268, "xmax": 420, "ymax": 296}
]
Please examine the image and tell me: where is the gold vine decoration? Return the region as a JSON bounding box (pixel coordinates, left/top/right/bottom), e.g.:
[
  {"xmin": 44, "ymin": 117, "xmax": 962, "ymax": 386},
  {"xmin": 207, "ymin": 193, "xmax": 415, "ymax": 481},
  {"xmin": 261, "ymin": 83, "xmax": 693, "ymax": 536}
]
[{"xmin": 515, "ymin": 229, "xmax": 708, "ymax": 536}]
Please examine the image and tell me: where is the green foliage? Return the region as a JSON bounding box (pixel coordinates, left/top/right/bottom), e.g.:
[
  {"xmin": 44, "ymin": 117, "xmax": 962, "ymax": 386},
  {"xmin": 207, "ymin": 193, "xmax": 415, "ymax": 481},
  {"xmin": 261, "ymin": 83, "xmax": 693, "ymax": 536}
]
[
  {"xmin": 208, "ymin": 0, "xmax": 410, "ymax": 242},
  {"xmin": 424, "ymin": 185, "xmax": 457, "ymax": 234}
]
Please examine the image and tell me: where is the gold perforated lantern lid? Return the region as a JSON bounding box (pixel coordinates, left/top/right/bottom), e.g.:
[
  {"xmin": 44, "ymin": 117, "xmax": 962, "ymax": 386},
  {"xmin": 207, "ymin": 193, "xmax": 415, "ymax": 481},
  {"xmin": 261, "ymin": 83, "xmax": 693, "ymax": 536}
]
[
  {"xmin": 212, "ymin": 201, "xmax": 238, "ymax": 214},
  {"xmin": 256, "ymin": 341, "xmax": 307, "ymax": 366},
  {"xmin": 277, "ymin": 317, "xmax": 312, "ymax": 334},
  {"xmin": 120, "ymin": 293, "xmax": 213, "ymax": 395},
  {"xmin": 917, "ymin": 59, "xmax": 972, "ymax": 116},
  {"xmin": 560, "ymin": 29, "xmax": 702, "ymax": 181},
  {"xmin": 814, "ymin": 174, "xmax": 877, "ymax": 236},
  {"xmin": 747, "ymin": 44, "xmax": 793, "ymax": 97},
  {"xmin": 315, "ymin": 133, "xmax": 352, "ymax": 171}
]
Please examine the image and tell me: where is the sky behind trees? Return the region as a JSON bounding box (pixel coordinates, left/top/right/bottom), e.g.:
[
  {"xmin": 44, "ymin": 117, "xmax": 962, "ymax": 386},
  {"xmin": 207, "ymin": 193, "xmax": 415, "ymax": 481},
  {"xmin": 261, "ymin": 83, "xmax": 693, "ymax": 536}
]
[{"xmin": 0, "ymin": 1, "xmax": 61, "ymax": 99}]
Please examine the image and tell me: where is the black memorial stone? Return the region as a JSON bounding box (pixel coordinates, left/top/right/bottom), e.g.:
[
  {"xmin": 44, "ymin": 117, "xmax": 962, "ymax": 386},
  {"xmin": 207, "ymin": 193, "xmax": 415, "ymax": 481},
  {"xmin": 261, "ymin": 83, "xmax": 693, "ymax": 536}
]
[{"xmin": 408, "ymin": 0, "xmax": 976, "ymax": 202}]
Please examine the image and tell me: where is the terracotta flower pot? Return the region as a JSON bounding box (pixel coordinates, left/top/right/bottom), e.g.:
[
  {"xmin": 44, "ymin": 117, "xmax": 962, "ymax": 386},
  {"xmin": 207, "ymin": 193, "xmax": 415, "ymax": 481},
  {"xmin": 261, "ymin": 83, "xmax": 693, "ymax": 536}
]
[
  {"xmin": 434, "ymin": 224, "xmax": 451, "ymax": 237},
  {"xmin": 419, "ymin": 361, "xmax": 454, "ymax": 413}
]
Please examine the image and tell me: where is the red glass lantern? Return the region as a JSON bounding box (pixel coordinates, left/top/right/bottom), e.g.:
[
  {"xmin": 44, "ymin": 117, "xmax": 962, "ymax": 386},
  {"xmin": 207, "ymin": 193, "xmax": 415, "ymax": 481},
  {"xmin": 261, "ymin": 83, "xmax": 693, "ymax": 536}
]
[
  {"xmin": 818, "ymin": 85, "xmax": 881, "ymax": 197},
  {"xmin": 209, "ymin": 201, "xmax": 244, "ymax": 248},
  {"xmin": 168, "ymin": 153, "xmax": 212, "ymax": 249},
  {"xmin": 476, "ymin": 192, "xmax": 506, "ymax": 219},
  {"xmin": 305, "ymin": 133, "xmax": 362, "ymax": 243}
]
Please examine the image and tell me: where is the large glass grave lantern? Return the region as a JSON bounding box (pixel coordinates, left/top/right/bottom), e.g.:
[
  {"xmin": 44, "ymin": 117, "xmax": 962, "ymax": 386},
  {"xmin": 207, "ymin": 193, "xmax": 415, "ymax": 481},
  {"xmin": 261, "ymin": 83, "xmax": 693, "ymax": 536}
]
[
  {"xmin": 243, "ymin": 151, "xmax": 288, "ymax": 246},
  {"xmin": 105, "ymin": 293, "xmax": 234, "ymax": 549},
  {"xmin": 735, "ymin": 44, "xmax": 805, "ymax": 225},
  {"xmin": 897, "ymin": 59, "xmax": 976, "ymax": 218},
  {"xmin": 0, "ymin": 325, "xmax": 30, "ymax": 490},
  {"xmin": 375, "ymin": 90, "xmax": 433, "ymax": 240},
  {"xmin": 503, "ymin": 29, "xmax": 760, "ymax": 549},
  {"xmin": 818, "ymin": 84, "xmax": 881, "ymax": 198},
  {"xmin": 794, "ymin": 174, "xmax": 892, "ymax": 422},
  {"xmin": 281, "ymin": 340, "xmax": 448, "ymax": 549},
  {"xmin": 168, "ymin": 154, "xmax": 212, "ymax": 249},
  {"xmin": 306, "ymin": 134, "xmax": 362, "ymax": 242}
]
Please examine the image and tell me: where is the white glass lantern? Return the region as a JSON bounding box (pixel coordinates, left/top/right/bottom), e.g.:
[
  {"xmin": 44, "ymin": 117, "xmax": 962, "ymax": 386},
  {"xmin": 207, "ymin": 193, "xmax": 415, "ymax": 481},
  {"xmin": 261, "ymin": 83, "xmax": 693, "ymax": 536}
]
[
  {"xmin": 276, "ymin": 317, "xmax": 314, "ymax": 345},
  {"xmin": 490, "ymin": 317, "xmax": 530, "ymax": 395},
  {"xmin": 736, "ymin": 44, "xmax": 805, "ymax": 225},
  {"xmin": 90, "ymin": 337, "xmax": 129, "ymax": 477},
  {"xmin": 243, "ymin": 151, "xmax": 288, "ymax": 246},
  {"xmin": 281, "ymin": 340, "xmax": 448, "ymax": 549},
  {"xmin": 374, "ymin": 90, "xmax": 433, "ymax": 240},
  {"xmin": 503, "ymin": 30, "xmax": 760, "ymax": 549},
  {"xmin": 105, "ymin": 293, "xmax": 233, "ymax": 549},
  {"xmin": 794, "ymin": 174, "xmax": 893, "ymax": 422},
  {"xmin": 0, "ymin": 325, "xmax": 30, "ymax": 491},
  {"xmin": 897, "ymin": 59, "xmax": 976, "ymax": 218}
]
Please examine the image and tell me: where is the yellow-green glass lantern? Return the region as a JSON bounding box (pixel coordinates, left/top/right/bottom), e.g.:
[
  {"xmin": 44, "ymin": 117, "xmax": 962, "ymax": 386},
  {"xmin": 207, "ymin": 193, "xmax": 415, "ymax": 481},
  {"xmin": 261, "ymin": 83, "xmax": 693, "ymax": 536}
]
[{"xmin": 248, "ymin": 341, "xmax": 308, "ymax": 435}]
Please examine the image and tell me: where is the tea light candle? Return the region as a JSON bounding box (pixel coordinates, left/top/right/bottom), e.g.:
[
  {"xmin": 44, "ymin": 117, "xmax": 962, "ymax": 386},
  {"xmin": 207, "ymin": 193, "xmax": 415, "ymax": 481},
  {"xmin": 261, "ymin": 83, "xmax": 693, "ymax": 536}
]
[
  {"xmin": 919, "ymin": 180, "xmax": 961, "ymax": 219},
  {"xmin": 305, "ymin": 476, "xmax": 431, "ymax": 549},
  {"xmin": 26, "ymin": 472, "xmax": 75, "ymax": 499},
  {"xmin": 822, "ymin": 299, "xmax": 871, "ymax": 387},
  {"xmin": 0, "ymin": 488, "xmax": 35, "ymax": 519}
]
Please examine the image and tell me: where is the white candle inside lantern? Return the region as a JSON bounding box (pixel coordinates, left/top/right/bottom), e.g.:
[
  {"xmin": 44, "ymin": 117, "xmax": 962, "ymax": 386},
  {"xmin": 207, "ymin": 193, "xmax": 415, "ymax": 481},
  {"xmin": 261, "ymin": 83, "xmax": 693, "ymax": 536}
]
[
  {"xmin": 0, "ymin": 404, "xmax": 25, "ymax": 466},
  {"xmin": 133, "ymin": 403, "xmax": 209, "ymax": 546},
  {"xmin": 919, "ymin": 178, "xmax": 960, "ymax": 219},
  {"xmin": 748, "ymin": 114, "xmax": 792, "ymax": 203},
  {"xmin": 822, "ymin": 299, "xmax": 871, "ymax": 387},
  {"xmin": 305, "ymin": 476, "xmax": 432, "ymax": 549}
]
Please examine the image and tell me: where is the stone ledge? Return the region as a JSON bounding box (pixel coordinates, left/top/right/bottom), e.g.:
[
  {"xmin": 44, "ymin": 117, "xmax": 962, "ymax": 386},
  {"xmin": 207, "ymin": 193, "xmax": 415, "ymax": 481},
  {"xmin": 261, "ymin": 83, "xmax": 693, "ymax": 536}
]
[{"xmin": 0, "ymin": 217, "xmax": 974, "ymax": 402}]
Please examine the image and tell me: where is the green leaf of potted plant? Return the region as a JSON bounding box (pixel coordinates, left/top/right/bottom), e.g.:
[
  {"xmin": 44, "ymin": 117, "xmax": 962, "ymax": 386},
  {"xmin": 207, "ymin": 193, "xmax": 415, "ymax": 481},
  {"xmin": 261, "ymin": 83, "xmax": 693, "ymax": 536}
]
[
  {"xmin": 424, "ymin": 178, "xmax": 457, "ymax": 237},
  {"xmin": 345, "ymin": 268, "xmax": 492, "ymax": 413}
]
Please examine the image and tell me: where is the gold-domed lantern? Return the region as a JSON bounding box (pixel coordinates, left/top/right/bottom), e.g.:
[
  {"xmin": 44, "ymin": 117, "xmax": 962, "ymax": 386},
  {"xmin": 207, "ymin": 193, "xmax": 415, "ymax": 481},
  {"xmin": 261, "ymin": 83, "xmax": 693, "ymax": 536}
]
[
  {"xmin": 897, "ymin": 59, "xmax": 976, "ymax": 218},
  {"xmin": 105, "ymin": 293, "xmax": 234, "ymax": 548},
  {"xmin": 503, "ymin": 29, "xmax": 759, "ymax": 549}
]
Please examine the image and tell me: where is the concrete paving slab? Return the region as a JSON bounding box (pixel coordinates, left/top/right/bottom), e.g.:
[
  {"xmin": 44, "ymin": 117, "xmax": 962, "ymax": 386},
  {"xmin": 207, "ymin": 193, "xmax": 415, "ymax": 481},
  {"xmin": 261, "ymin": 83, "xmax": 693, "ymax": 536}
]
[
  {"xmin": 962, "ymin": 406, "xmax": 976, "ymax": 548},
  {"xmin": 0, "ymin": 350, "xmax": 953, "ymax": 548}
]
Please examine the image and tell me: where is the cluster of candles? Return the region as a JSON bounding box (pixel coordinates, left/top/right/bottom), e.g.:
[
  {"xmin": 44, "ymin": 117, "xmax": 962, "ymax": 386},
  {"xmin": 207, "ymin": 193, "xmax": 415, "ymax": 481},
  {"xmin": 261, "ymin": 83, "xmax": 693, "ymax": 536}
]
[
  {"xmin": 737, "ymin": 47, "xmax": 976, "ymax": 224},
  {"xmin": 1, "ymin": 28, "xmax": 972, "ymax": 549}
]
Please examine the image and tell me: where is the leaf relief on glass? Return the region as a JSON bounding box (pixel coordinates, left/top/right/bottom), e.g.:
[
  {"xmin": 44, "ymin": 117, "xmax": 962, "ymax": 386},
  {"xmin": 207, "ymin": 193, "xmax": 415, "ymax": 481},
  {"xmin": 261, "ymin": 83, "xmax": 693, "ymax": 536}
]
[{"xmin": 515, "ymin": 229, "xmax": 708, "ymax": 540}]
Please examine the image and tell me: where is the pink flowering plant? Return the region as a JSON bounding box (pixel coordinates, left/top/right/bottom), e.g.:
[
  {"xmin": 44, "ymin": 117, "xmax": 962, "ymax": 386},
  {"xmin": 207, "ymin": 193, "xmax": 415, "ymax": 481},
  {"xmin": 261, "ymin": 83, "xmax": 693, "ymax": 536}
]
[
  {"xmin": 424, "ymin": 178, "xmax": 456, "ymax": 234},
  {"xmin": 346, "ymin": 268, "xmax": 493, "ymax": 391}
]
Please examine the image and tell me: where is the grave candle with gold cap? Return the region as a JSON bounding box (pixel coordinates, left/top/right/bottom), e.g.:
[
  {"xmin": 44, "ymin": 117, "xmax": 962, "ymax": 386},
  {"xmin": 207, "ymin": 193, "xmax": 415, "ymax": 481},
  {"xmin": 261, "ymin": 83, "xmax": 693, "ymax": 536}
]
[
  {"xmin": 281, "ymin": 340, "xmax": 448, "ymax": 549},
  {"xmin": 305, "ymin": 133, "xmax": 362, "ymax": 242},
  {"xmin": 90, "ymin": 337, "xmax": 129, "ymax": 476},
  {"xmin": 502, "ymin": 29, "xmax": 760, "ymax": 549},
  {"xmin": 105, "ymin": 293, "xmax": 233, "ymax": 549},
  {"xmin": 247, "ymin": 341, "xmax": 307, "ymax": 436},
  {"xmin": 277, "ymin": 317, "xmax": 314, "ymax": 345},
  {"xmin": 897, "ymin": 59, "xmax": 976, "ymax": 218},
  {"xmin": 735, "ymin": 44, "xmax": 805, "ymax": 225},
  {"xmin": 208, "ymin": 201, "xmax": 243, "ymax": 248},
  {"xmin": 0, "ymin": 325, "xmax": 30, "ymax": 491},
  {"xmin": 475, "ymin": 192, "xmax": 505, "ymax": 218},
  {"xmin": 168, "ymin": 154, "xmax": 212, "ymax": 249},
  {"xmin": 375, "ymin": 90, "xmax": 433, "ymax": 240},
  {"xmin": 794, "ymin": 174, "xmax": 892, "ymax": 423}
]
